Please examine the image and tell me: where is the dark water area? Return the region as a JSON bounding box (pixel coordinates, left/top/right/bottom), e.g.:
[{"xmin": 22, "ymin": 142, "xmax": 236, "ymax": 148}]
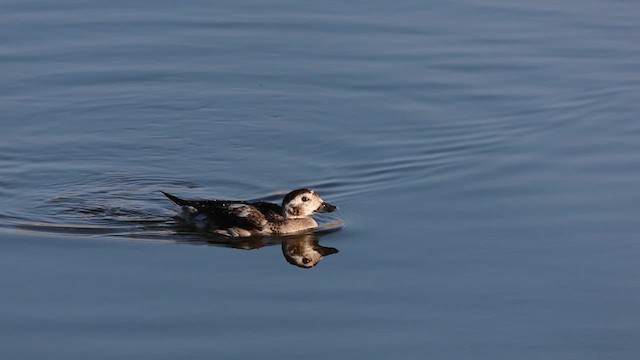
[{"xmin": 1, "ymin": 0, "xmax": 640, "ymax": 358}]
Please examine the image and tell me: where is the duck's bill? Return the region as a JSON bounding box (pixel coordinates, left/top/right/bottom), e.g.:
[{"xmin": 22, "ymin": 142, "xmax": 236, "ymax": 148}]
[
  {"xmin": 314, "ymin": 245, "xmax": 339, "ymax": 256},
  {"xmin": 314, "ymin": 202, "xmax": 338, "ymax": 213}
]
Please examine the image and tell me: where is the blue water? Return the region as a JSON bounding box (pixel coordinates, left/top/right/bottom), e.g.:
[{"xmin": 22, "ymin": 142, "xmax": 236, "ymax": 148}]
[{"xmin": 1, "ymin": 0, "xmax": 640, "ymax": 358}]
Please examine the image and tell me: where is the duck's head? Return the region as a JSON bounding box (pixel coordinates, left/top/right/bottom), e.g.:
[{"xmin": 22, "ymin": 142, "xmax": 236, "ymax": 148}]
[{"xmin": 282, "ymin": 189, "xmax": 338, "ymax": 219}]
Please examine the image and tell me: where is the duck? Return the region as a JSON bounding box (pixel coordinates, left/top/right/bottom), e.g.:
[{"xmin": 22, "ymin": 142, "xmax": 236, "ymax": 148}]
[{"xmin": 161, "ymin": 188, "xmax": 338, "ymax": 237}]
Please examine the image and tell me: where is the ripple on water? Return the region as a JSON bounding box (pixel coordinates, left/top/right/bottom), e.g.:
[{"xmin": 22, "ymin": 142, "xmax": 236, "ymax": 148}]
[{"xmin": 0, "ymin": 171, "xmax": 346, "ymax": 249}]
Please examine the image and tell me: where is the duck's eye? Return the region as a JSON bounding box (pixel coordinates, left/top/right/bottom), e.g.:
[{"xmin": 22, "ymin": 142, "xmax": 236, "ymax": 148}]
[
  {"xmin": 302, "ymin": 258, "xmax": 311, "ymax": 264},
  {"xmin": 301, "ymin": 196, "xmax": 309, "ymax": 202}
]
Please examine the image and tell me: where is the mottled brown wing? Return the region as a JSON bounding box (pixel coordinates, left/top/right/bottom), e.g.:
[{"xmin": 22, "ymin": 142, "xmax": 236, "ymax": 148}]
[
  {"xmin": 250, "ymin": 201, "xmax": 284, "ymax": 222},
  {"xmin": 162, "ymin": 192, "xmax": 272, "ymax": 230},
  {"xmin": 213, "ymin": 203, "xmax": 268, "ymax": 230}
]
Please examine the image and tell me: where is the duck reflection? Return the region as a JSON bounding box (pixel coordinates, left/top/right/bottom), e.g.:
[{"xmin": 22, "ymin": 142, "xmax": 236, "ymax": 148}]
[
  {"xmin": 203, "ymin": 232, "xmax": 339, "ymax": 269},
  {"xmin": 282, "ymin": 235, "xmax": 339, "ymax": 268}
]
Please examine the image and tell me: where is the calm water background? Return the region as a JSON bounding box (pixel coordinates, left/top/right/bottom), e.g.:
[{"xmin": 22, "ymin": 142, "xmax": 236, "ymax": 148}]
[{"xmin": 1, "ymin": 0, "xmax": 639, "ymax": 358}]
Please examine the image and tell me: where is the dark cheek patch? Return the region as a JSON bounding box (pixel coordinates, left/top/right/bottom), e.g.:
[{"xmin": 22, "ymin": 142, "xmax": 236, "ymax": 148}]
[{"xmin": 288, "ymin": 206, "xmax": 301, "ymax": 217}]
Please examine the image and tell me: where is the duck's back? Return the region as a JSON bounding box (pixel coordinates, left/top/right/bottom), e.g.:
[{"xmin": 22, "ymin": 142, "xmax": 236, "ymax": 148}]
[{"xmin": 162, "ymin": 192, "xmax": 285, "ymax": 232}]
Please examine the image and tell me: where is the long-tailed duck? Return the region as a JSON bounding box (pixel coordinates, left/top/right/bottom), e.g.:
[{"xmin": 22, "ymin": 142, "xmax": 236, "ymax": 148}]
[{"xmin": 161, "ymin": 189, "xmax": 338, "ymax": 237}]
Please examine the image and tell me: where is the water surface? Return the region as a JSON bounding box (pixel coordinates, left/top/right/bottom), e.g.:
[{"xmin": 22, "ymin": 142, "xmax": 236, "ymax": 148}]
[{"xmin": 1, "ymin": 0, "xmax": 640, "ymax": 359}]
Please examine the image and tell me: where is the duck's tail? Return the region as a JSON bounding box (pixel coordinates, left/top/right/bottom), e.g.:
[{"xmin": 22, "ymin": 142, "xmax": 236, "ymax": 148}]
[{"xmin": 160, "ymin": 191, "xmax": 188, "ymax": 206}]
